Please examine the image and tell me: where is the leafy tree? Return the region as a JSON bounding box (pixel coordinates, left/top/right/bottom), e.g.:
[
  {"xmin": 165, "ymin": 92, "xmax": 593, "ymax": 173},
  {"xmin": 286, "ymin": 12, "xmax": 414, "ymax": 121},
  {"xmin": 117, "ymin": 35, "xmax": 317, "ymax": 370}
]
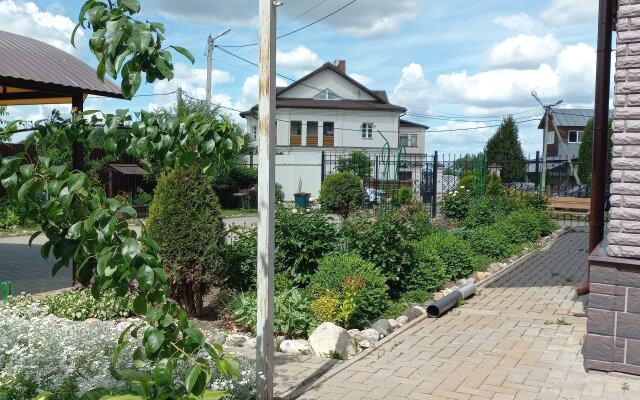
[
  {"xmin": 320, "ymin": 172, "xmax": 364, "ymax": 219},
  {"xmin": 443, "ymin": 153, "xmax": 485, "ymax": 176},
  {"xmin": 337, "ymin": 150, "xmax": 372, "ymax": 180},
  {"xmin": 577, "ymin": 118, "xmax": 613, "ymax": 185},
  {"xmin": 0, "ymin": 1, "xmax": 241, "ymax": 398},
  {"xmin": 485, "ymin": 116, "xmax": 526, "ymax": 183}
]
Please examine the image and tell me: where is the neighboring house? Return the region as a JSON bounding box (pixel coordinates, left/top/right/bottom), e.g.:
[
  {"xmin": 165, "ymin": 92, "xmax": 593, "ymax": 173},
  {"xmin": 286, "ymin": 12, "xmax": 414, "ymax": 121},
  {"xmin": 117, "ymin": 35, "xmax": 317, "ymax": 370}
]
[
  {"xmin": 240, "ymin": 60, "xmax": 428, "ymax": 155},
  {"xmin": 538, "ymin": 108, "xmax": 612, "ymax": 160}
]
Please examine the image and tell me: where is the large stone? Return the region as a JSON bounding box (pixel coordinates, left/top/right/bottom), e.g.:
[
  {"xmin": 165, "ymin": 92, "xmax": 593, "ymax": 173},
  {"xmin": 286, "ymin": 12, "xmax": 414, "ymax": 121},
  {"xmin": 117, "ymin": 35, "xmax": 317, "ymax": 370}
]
[
  {"xmin": 371, "ymin": 319, "xmax": 392, "ymax": 336},
  {"xmin": 359, "ymin": 328, "xmax": 382, "ymax": 343},
  {"xmin": 347, "ymin": 329, "xmax": 361, "ymax": 337},
  {"xmin": 244, "ymin": 337, "xmax": 257, "ymax": 349},
  {"xmin": 308, "ymin": 322, "xmax": 357, "ymax": 359},
  {"xmin": 225, "ymin": 334, "xmax": 248, "ymax": 347},
  {"xmin": 280, "ymin": 339, "xmax": 310, "ymax": 354},
  {"xmin": 387, "ymin": 319, "xmax": 400, "ymax": 330},
  {"xmin": 210, "ymin": 331, "xmax": 227, "ymax": 345},
  {"xmin": 396, "ymin": 315, "xmax": 409, "ymax": 326},
  {"xmin": 404, "ymin": 306, "xmax": 425, "ymax": 322}
]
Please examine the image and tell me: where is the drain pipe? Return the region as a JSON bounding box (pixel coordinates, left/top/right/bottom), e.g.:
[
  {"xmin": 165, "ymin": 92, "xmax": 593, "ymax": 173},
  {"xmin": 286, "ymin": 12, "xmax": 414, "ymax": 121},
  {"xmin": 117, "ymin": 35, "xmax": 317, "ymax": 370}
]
[{"xmin": 427, "ymin": 283, "xmax": 476, "ymax": 318}]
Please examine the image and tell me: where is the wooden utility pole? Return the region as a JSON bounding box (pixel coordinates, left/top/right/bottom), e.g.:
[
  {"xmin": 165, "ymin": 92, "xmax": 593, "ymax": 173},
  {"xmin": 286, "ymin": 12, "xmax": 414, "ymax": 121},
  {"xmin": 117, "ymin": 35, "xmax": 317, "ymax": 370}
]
[
  {"xmin": 256, "ymin": 0, "xmax": 276, "ymax": 398},
  {"xmin": 205, "ymin": 35, "xmax": 214, "ymax": 105},
  {"xmin": 541, "ymin": 110, "xmax": 549, "ymax": 193}
]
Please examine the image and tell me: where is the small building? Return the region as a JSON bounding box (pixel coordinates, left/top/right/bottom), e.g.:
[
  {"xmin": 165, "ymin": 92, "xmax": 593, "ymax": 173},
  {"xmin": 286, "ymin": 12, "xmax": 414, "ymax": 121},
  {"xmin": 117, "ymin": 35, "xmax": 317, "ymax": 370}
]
[{"xmin": 98, "ymin": 163, "xmax": 152, "ymax": 199}]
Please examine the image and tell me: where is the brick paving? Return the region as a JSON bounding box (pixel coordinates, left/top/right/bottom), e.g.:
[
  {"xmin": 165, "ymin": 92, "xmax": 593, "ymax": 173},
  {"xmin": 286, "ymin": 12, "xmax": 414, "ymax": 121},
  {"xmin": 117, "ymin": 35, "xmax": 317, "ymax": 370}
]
[{"xmin": 295, "ymin": 229, "xmax": 640, "ymax": 399}]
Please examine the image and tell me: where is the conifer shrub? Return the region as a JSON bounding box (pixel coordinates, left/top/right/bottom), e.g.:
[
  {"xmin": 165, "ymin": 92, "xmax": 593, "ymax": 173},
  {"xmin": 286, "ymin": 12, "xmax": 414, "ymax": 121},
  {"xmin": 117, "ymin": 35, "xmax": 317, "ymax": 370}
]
[{"xmin": 147, "ymin": 167, "xmax": 225, "ymax": 317}]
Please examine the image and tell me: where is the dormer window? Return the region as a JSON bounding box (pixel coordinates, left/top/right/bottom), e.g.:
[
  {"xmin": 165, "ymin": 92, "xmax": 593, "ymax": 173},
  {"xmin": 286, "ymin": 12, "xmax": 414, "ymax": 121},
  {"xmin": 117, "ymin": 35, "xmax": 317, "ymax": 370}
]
[{"xmin": 314, "ymin": 89, "xmax": 341, "ymax": 100}]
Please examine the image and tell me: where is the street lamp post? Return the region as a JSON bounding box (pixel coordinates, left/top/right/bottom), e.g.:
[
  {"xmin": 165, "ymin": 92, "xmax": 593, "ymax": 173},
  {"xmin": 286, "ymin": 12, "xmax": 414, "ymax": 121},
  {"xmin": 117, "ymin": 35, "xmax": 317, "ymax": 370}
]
[{"xmin": 206, "ymin": 28, "xmax": 231, "ymax": 106}]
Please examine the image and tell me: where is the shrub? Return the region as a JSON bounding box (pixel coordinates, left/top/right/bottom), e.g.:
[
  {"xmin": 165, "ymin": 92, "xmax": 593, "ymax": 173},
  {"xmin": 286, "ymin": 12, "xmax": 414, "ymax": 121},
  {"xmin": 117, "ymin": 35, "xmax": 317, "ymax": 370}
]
[
  {"xmin": 215, "ymin": 165, "xmax": 259, "ymax": 208},
  {"xmin": 407, "ymin": 241, "xmax": 447, "ymax": 295},
  {"xmin": 485, "ymin": 173, "xmax": 506, "ymax": 197},
  {"xmin": 132, "ymin": 187, "xmax": 153, "ymax": 206},
  {"xmin": 389, "ymin": 203, "xmax": 434, "ymax": 241},
  {"xmin": 504, "ymin": 208, "xmax": 556, "ymax": 241},
  {"xmin": 392, "ymin": 186, "xmax": 413, "ymax": 207},
  {"xmin": 221, "ymin": 227, "xmax": 258, "ymax": 291},
  {"xmin": 275, "ymin": 206, "xmax": 340, "ymax": 286},
  {"xmin": 310, "ymin": 276, "xmax": 363, "ymax": 326},
  {"xmin": 421, "ymin": 233, "xmax": 474, "ymax": 280},
  {"xmin": 275, "ymin": 183, "xmax": 285, "ymax": 203},
  {"xmin": 319, "ymin": 172, "xmax": 364, "ymax": 219},
  {"xmin": 456, "ymin": 172, "xmax": 476, "ymax": 193},
  {"xmin": 342, "ymin": 213, "xmax": 414, "ymax": 299},
  {"xmin": 147, "ymin": 167, "xmax": 225, "ymax": 316},
  {"xmin": 6, "ymin": 290, "xmax": 134, "ymax": 321},
  {"xmin": 506, "ymin": 189, "xmax": 549, "ymax": 210},
  {"xmin": 336, "ymin": 150, "xmax": 372, "ymax": 180},
  {"xmin": 461, "ymin": 197, "xmax": 518, "ymax": 229},
  {"xmin": 227, "ymin": 288, "xmax": 317, "ymax": 338},
  {"xmin": 0, "ymin": 200, "xmax": 37, "ymax": 229},
  {"xmin": 441, "ymin": 189, "xmax": 473, "ymax": 221},
  {"xmin": 466, "ymin": 225, "xmax": 513, "ymax": 260},
  {"xmin": 309, "ymin": 253, "xmax": 388, "ymax": 328}
]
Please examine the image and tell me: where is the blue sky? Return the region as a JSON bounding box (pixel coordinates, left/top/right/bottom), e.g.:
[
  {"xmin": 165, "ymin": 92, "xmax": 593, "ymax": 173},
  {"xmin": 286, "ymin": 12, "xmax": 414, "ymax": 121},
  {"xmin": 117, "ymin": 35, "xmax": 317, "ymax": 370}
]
[{"xmin": 2, "ymin": 0, "xmax": 605, "ymax": 156}]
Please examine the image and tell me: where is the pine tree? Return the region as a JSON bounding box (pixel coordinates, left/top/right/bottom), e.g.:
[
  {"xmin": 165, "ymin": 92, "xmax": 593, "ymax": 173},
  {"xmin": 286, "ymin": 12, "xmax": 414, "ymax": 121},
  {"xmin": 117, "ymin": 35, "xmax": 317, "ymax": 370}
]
[{"xmin": 485, "ymin": 116, "xmax": 527, "ymax": 183}]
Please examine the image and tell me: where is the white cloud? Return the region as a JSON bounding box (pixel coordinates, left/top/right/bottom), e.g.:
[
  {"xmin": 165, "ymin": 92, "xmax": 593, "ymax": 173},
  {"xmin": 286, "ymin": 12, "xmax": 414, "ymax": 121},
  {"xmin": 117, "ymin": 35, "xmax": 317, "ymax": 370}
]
[
  {"xmin": 349, "ymin": 73, "xmax": 373, "ymax": 86},
  {"xmin": 427, "ymin": 121, "xmax": 492, "ymax": 154},
  {"xmin": 0, "ymin": 0, "xmax": 84, "ymax": 54},
  {"xmin": 238, "ymin": 74, "xmax": 288, "ymax": 111},
  {"xmin": 540, "ymin": 0, "xmax": 598, "ymax": 26},
  {"xmin": 493, "ymin": 13, "xmax": 539, "ymax": 33},
  {"xmin": 149, "ymin": 0, "xmax": 419, "ymax": 38},
  {"xmin": 151, "ymin": 63, "xmax": 234, "ymax": 107},
  {"xmin": 276, "ymin": 46, "xmax": 323, "ymax": 71},
  {"xmin": 485, "ymin": 34, "xmax": 562, "ymax": 70},
  {"xmin": 435, "ymin": 42, "xmax": 596, "ymax": 109},
  {"xmin": 390, "ymin": 63, "xmax": 430, "ymax": 112}
]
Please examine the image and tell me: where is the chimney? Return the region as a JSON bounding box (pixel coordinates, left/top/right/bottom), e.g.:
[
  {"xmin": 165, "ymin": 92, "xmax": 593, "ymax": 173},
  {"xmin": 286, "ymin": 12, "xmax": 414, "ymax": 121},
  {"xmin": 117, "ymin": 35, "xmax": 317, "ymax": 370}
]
[{"xmin": 335, "ymin": 59, "xmax": 346, "ymax": 74}]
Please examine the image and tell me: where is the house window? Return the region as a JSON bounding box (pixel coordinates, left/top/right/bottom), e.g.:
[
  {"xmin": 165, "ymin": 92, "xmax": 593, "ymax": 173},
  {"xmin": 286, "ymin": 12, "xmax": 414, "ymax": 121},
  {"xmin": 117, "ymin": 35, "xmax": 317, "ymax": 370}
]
[
  {"xmin": 546, "ymin": 132, "xmax": 555, "ymax": 145},
  {"xmin": 362, "ymin": 123, "xmax": 373, "ymax": 139},
  {"xmin": 323, "ymin": 122, "xmax": 334, "ymax": 136},
  {"xmin": 399, "ymin": 135, "xmax": 418, "ymax": 147},
  {"xmin": 252, "ymin": 125, "xmax": 257, "ymax": 140},
  {"xmin": 568, "ymin": 130, "xmax": 584, "ymax": 143},
  {"xmin": 290, "ymin": 121, "xmax": 302, "ymax": 136},
  {"xmin": 314, "ymin": 89, "xmax": 340, "ymax": 100},
  {"xmin": 398, "ymin": 172, "xmax": 412, "ymax": 181}
]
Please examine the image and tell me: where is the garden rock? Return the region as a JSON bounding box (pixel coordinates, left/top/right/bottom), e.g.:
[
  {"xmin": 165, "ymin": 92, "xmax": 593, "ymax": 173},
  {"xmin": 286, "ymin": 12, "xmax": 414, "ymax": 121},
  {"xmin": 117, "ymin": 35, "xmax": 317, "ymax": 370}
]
[
  {"xmin": 387, "ymin": 319, "xmax": 399, "ymax": 330},
  {"xmin": 371, "ymin": 319, "xmax": 392, "ymax": 336},
  {"xmin": 225, "ymin": 334, "xmax": 248, "ymax": 347},
  {"xmin": 275, "ymin": 335, "xmax": 286, "ymax": 350},
  {"xmin": 210, "ymin": 331, "xmax": 227, "ymax": 345},
  {"xmin": 357, "ymin": 339, "xmax": 372, "ymax": 348},
  {"xmin": 396, "ymin": 315, "xmax": 409, "ymax": 326},
  {"xmin": 347, "ymin": 329, "xmax": 361, "ymax": 337},
  {"xmin": 244, "ymin": 337, "xmax": 257, "ymax": 349},
  {"xmin": 404, "ymin": 306, "xmax": 425, "ymax": 322},
  {"xmin": 84, "ymin": 318, "xmax": 100, "ymax": 325},
  {"xmin": 280, "ymin": 339, "xmax": 310, "ymax": 354},
  {"xmin": 360, "ymin": 328, "xmax": 382, "ymax": 343},
  {"xmin": 434, "ymin": 291, "xmax": 445, "ymax": 301},
  {"xmin": 308, "ymin": 322, "xmax": 357, "ymax": 359}
]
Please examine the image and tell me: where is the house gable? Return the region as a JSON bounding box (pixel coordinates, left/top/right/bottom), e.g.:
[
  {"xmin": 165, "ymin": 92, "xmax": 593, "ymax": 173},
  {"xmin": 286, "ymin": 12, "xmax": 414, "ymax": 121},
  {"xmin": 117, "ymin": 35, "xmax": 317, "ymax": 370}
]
[{"xmin": 279, "ymin": 67, "xmax": 377, "ymax": 101}]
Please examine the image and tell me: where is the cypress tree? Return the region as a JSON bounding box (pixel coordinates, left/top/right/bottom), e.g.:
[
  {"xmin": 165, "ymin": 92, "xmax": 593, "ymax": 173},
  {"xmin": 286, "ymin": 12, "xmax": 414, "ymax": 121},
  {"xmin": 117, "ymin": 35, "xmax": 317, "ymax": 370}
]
[
  {"xmin": 485, "ymin": 116, "xmax": 527, "ymax": 183},
  {"xmin": 577, "ymin": 118, "xmax": 613, "ymax": 185}
]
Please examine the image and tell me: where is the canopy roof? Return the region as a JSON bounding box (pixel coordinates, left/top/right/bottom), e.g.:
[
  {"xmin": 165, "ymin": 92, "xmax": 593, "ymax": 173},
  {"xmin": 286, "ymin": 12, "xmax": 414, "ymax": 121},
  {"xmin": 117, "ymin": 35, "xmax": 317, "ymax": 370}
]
[
  {"xmin": 0, "ymin": 30, "xmax": 122, "ymax": 106},
  {"xmin": 100, "ymin": 164, "xmax": 150, "ymax": 176}
]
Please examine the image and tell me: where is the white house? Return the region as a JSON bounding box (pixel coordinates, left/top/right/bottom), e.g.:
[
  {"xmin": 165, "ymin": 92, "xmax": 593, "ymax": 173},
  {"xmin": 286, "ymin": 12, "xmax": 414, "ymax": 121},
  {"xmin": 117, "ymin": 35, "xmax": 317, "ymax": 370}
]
[{"xmin": 240, "ymin": 60, "xmax": 428, "ymax": 155}]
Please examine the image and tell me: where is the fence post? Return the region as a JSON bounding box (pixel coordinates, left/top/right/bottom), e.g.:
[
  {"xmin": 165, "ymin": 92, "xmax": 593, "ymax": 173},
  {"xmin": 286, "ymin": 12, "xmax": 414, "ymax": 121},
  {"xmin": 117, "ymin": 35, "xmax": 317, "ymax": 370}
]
[
  {"xmin": 535, "ymin": 151, "xmax": 540, "ymax": 191},
  {"xmin": 250, "ymin": 153, "xmax": 254, "ymax": 169},
  {"xmin": 431, "ymin": 151, "xmax": 438, "ymax": 218},
  {"xmin": 321, "ymin": 150, "xmax": 325, "ymax": 183}
]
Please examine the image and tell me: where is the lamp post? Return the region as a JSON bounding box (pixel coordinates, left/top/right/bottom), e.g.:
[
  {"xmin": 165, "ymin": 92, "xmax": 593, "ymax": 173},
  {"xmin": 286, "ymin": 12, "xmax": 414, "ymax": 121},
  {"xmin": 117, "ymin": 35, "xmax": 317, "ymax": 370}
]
[
  {"xmin": 531, "ymin": 91, "xmax": 562, "ymax": 193},
  {"xmin": 206, "ymin": 28, "xmax": 231, "ymax": 105}
]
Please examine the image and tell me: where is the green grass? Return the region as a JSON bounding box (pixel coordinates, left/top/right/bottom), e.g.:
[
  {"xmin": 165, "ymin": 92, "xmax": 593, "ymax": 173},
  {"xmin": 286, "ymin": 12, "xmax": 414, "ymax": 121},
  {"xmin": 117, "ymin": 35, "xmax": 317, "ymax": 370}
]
[{"xmin": 221, "ymin": 209, "xmax": 258, "ymax": 219}]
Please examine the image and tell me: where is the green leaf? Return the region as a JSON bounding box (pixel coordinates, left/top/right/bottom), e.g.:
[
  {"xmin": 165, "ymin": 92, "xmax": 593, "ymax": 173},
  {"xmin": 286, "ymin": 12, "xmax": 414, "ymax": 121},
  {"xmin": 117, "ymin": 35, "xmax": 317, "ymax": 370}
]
[
  {"xmin": 139, "ymin": 236, "xmax": 160, "ymax": 253},
  {"xmin": 115, "ymin": 369, "xmax": 153, "ymax": 385},
  {"xmin": 19, "ymin": 164, "xmax": 34, "ymax": 178},
  {"xmin": 17, "ymin": 178, "xmax": 36, "ymax": 201},
  {"xmin": 68, "ymin": 221, "xmax": 84, "ymax": 239},
  {"xmin": 153, "ymin": 359, "xmax": 174, "ymax": 387},
  {"xmin": 185, "ymin": 364, "xmax": 203, "ymax": 395},
  {"xmin": 184, "ymin": 327, "xmax": 205, "ymax": 347},
  {"xmin": 28, "ymin": 231, "xmax": 41, "ymax": 246},
  {"xmin": 40, "ymin": 241, "xmax": 52, "ymax": 260},
  {"xmin": 122, "ymin": 238, "xmax": 141, "ymax": 261},
  {"xmin": 132, "ymin": 296, "xmax": 147, "ymax": 316},
  {"xmin": 144, "ymin": 327, "xmax": 165, "ymax": 355},
  {"xmin": 99, "ymin": 394, "xmax": 144, "ymax": 399},
  {"xmin": 170, "ymin": 45, "xmax": 195, "ymax": 64},
  {"xmin": 68, "ymin": 173, "xmax": 86, "ymax": 193},
  {"xmin": 137, "ymin": 265, "xmax": 154, "ymax": 291},
  {"xmin": 202, "ymin": 390, "xmax": 230, "ymax": 400},
  {"xmin": 131, "ymin": 28, "xmax": 152, "ymax": 52},
  {"xmin": 119, "ymin": 206, "xmax": 137, "ymax": 218},
  {"xmin": 34, "ymin": 392, "xmax": 53, "ymax": 400},
  {"xmin": 1, "ymin": 173, "xmax": 18, "ymax": 189},
  {"xmin": 105, "ymin": 137, "xmax": 118, "ymax": 154},
  {"xmin": 119, "ymin": 0, "xmax": 141, "ymax": 13}
]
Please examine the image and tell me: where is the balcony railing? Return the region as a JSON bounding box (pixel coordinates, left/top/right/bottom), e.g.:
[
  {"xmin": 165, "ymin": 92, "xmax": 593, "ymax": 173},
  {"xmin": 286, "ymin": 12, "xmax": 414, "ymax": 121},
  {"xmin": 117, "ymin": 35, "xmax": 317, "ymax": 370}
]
[
  {"xmin": 323, "ymin": 136, "xmax": 334, "ymax": 147},
  {"xmin": 290, "ymin": 135, "xmax": 301, "ymax": 146}
]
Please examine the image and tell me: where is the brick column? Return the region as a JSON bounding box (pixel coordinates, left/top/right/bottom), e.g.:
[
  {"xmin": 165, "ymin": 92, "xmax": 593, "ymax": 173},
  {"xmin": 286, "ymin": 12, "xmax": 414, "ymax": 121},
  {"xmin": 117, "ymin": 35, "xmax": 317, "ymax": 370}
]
[{"xmin": 586, "ymin": 1, "xmax": 640, "ymax": 375}]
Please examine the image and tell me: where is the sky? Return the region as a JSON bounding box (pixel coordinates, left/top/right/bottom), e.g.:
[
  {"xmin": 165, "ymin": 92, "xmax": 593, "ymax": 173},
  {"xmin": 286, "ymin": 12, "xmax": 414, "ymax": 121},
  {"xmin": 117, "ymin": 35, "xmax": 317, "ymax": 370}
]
[{"xmin": 1, "ymin": 0, "xmax": 609, "ymax": 156}]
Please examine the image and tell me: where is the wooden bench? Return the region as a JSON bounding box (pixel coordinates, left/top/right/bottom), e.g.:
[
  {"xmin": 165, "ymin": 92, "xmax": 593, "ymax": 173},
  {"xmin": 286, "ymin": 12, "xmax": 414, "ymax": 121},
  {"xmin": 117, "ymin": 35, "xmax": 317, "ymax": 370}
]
[{"xmin": 547, "ymin": 196, "xmax": 591, "ymax": 219}]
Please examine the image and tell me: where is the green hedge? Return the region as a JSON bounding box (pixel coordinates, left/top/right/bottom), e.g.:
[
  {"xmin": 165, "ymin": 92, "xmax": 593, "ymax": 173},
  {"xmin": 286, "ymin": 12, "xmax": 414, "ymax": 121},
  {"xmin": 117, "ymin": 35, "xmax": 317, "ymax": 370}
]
[{"xmin": 420, "ymin": 233, "xmax": 474, "ymax": 280}]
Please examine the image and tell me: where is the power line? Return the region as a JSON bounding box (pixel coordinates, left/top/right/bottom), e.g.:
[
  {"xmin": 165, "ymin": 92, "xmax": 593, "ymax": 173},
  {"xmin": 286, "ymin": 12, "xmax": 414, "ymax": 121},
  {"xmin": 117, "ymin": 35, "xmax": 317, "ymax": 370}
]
[
  {"xmin": 218, "ymin": 0, "xmax": 358, "ymax": 49},
  {"xmin": 278, "ymin": 0, "xmax": 331, "ymax": 30}
]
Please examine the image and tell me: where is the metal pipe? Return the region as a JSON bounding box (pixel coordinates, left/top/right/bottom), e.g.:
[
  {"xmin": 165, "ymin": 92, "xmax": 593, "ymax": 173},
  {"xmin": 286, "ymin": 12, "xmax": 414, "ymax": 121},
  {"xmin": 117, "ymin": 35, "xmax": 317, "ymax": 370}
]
[
  {"xmin": 427, "ymin": 283, "xmax": 477, "ymax": 318},
  {"xmin": 578, "ymin": 0, "xmax": 613, "ymax": 296}
]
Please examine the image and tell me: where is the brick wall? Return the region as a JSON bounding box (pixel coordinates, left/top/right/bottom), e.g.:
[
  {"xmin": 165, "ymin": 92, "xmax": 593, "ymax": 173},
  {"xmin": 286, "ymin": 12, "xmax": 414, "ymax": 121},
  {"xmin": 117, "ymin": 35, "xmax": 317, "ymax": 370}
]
[
  {"xmin": 608, "ymin": 0, "xmax": 640, "ymax": 258},
  {"xmin": 586, "ymin": 248, "xmax": 640, "ymax": 374}
]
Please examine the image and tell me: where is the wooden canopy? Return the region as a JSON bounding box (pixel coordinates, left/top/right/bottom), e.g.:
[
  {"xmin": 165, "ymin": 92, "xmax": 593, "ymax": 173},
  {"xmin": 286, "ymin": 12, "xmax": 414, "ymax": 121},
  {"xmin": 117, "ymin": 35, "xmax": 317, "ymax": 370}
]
[{"xmin": 0, "ymin": 30, "xmax": 122, "ymax": 107}]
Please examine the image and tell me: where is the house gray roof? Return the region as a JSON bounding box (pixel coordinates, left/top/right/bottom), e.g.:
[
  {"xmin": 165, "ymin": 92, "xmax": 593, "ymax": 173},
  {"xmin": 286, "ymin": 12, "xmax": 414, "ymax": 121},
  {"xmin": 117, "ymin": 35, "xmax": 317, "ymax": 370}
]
[
  {"xmin": 101, "ymin": 164, "xmax": 150, "ymax": 176},
  {"xmin": 537, "ymin": 108, "xmax": 614, "ymax": 129},
  {"xmin": 0, "ymin": 30, "xmax": 122, "ymax": 99},
  {"xmin": 400, "ymin": 119, "xmax": 429, "ymax": 129}
]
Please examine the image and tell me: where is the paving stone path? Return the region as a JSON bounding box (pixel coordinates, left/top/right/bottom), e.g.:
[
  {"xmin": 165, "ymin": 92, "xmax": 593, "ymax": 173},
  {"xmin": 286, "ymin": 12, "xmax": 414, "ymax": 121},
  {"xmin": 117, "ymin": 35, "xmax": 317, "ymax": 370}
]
[{"xmin": 295, "ymin": 229, "xmax": 640, "ymax": 400}]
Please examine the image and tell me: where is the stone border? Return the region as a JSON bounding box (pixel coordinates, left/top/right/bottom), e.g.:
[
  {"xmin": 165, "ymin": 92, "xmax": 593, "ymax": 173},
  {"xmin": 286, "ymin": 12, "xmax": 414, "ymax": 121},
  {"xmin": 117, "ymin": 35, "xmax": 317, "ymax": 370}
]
[{"xmin": 278, "ymin": 227, "xmax": 572, "ymax": 399}]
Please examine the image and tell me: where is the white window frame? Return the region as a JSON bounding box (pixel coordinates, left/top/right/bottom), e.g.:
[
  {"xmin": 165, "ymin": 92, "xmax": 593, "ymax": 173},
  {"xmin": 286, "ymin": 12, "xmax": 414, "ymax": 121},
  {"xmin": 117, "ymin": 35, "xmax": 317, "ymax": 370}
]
[
  {"xmin": 400, "ymin": 134, "xmax": 418, "ymax": 147},
  {"xmin": 314, "ymin": 89, "xmax": 340, "ymax": 100},
  {"xmin": 362, "ymin": 122, "xmax": 373, "ymax": 139},
  {"xmin": 323, "ymin": 122, "xmax": 334, "ymax": 137},
  {"xmin": 568, "ymin": 130, "xmax": 584, "ymax": 144},
  {"xmin": 252, "ymin": 125, "xmax": 257, "ymax": 140}
]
